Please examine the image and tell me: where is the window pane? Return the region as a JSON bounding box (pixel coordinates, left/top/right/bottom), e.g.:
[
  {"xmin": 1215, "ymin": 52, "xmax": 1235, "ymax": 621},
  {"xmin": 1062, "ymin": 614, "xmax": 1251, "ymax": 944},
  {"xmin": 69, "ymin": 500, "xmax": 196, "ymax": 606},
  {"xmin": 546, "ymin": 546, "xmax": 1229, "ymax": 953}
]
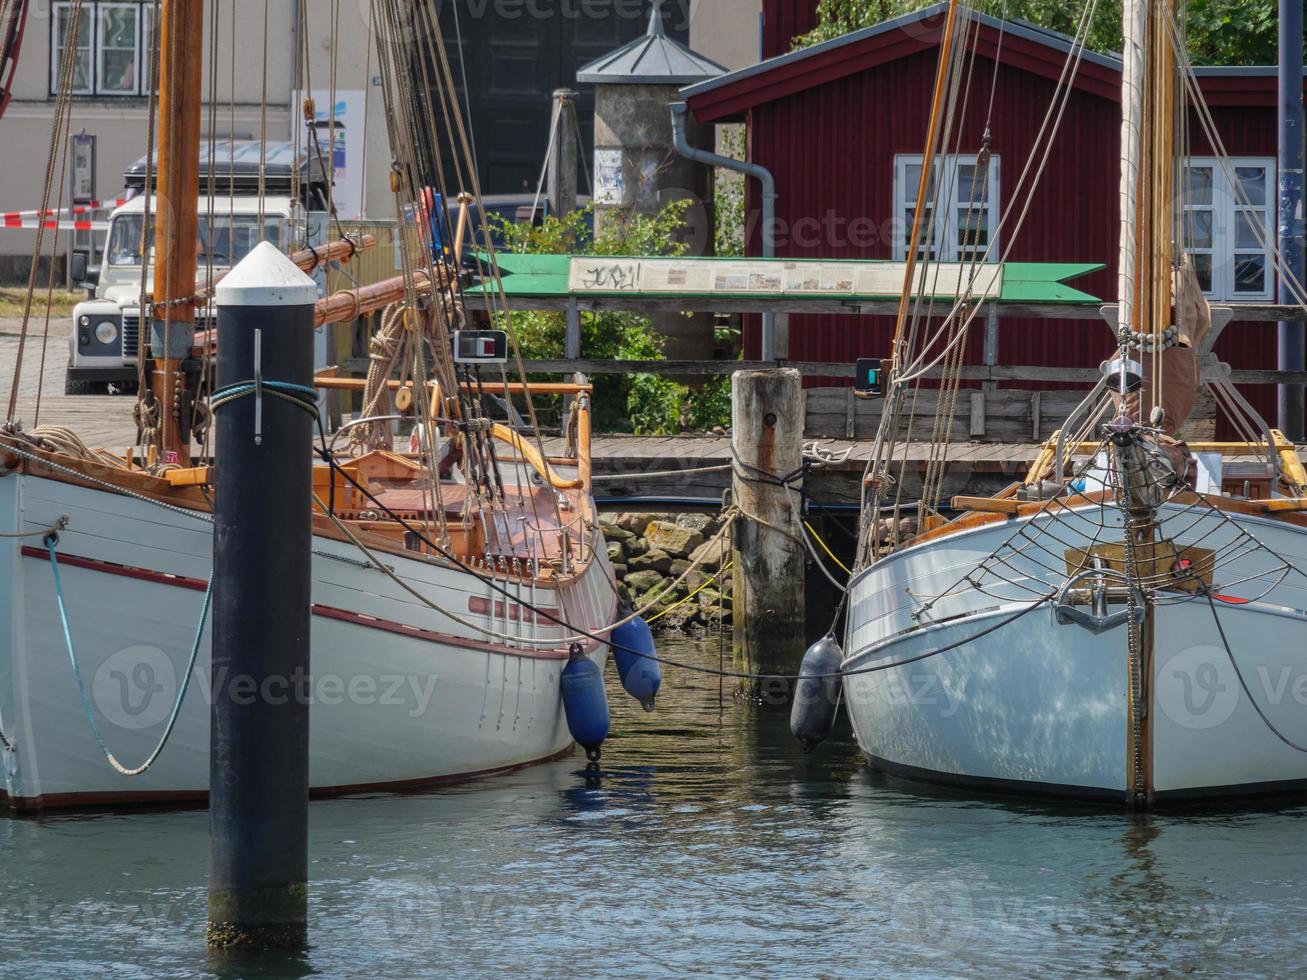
[
  {"xmin": 905, "ymin": 206, "xmax": 935, "ymax": 236},
  {"xmin": 99, "ymin": 6, "xmax": 139, "ymax": 94},
  {"xmin": 903, "ymin": 161, "xmax": 938, "ymax": 200},
  {"xmin": 956, "ymin": 163, "xmax": 990, "ymax": 203},
  {"xmin": 1189, "ymin": 252, "xmax": 1213, "ymax": 292},
  {"xmin": 70, "ymin": 50, "xmax": 92, "ymax": 93},
  {"xmin": 1186, "ymin": 210, "xmax": 1213, "ymax": 249},
  {"xmin": 1184, "ymin": 166, "xmax": 1213, "ymax": 206},
  {"xmin": 107, "ymin": 215, "xmax": 147, "ymax": 266},
  {"xmin": 957, "ymin": 207, "xmax": 989, "ymax": 248},
  {"xmin": 1235, "ymin": 210, "xmax": 1265, "ymax": 250},
  {"xmin": 54, "ymin": 6, "xmax": 93, "ymax": 94},
  {"xmin": 101, "ymin": 50, "xmax": 137, "ymax": 93},
  {"xmin": 1236, "ymin": 167, "xmax": 1267, "ymax": 207},
  {"xmin": 102, "ymin": 7, "xmax": 136, "ymax": 48},
  {"xmin": 904, "ymin": 164, "xmax": 921, "ymax": 199},
  {"xmin": 1233, "ymin": 254, "xmax": 1266, "ymax": 294}
]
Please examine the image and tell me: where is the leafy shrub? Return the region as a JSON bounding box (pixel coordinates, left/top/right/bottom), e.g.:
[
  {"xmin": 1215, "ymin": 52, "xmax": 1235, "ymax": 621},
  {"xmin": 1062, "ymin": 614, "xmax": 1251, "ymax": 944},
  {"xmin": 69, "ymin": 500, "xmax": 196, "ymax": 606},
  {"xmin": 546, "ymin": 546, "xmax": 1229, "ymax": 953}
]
[{"xmin": 492, "ymin": 201, "xmax": 734, "ymax": 434}]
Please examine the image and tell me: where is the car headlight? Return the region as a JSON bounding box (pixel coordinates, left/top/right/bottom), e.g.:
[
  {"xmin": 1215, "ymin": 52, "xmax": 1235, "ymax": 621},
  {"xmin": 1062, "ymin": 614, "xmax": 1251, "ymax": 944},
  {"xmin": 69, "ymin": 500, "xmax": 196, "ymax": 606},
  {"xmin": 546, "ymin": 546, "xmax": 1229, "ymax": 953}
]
[{"xmin": 95, "ymin": 320, "xmax": 119, "ymax": 345}]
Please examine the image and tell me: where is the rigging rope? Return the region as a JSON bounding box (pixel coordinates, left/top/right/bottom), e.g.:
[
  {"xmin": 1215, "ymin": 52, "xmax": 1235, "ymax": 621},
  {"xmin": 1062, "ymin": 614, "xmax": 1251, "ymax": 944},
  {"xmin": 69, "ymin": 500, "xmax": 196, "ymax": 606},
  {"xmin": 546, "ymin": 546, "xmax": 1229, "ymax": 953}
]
[
  {"xmin": 47, "ymin": 536, "xmax": 211, "ymax": 776},
  {"xmin": 4, "ymin": 0, "xmax": 84, "ymax": 424},
  {"xmin": 1203, "ymin": 586, "xmax": 1307, "ymax": 753}
]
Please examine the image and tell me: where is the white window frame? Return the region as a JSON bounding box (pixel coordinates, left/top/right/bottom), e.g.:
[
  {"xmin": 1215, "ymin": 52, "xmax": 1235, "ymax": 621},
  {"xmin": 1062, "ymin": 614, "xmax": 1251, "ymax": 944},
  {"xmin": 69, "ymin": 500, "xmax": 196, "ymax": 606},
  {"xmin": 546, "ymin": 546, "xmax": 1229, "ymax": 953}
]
[
  {"xmin": 50, "ymin": 2, "xmax": 94, "ymax": 97},
  {"xmin": 96, "ymin": 2, "xmax": 140, "ymax": 96},
  {"xmin": 893, "ymin": 153, "xmax": 1002, "ymax": 263},
  {"xmin": 51, "ymin": 1, "xmax": 151, "ymax": 98},
  {"xmin": 1182, "ymin": 156, "xmax": 1276, "ymax": 302}
]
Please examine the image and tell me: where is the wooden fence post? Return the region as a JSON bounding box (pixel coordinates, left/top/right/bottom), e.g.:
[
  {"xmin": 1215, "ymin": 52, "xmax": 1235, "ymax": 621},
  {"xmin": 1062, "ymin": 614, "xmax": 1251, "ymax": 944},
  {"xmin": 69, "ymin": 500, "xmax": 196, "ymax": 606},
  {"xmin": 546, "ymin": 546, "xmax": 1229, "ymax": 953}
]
[{"xmin": 732, "ymin": 367, "xmax": 806, "ymax": 691}]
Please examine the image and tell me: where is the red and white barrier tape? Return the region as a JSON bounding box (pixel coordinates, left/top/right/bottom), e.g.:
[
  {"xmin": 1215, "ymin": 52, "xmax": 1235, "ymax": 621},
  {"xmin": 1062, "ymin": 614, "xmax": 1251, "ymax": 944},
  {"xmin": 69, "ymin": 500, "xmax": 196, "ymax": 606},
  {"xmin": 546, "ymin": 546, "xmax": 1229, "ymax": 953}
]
[
  {"xmin": 0, "ymin": 198, "xmax": 128, "ymax": 229},
  {"xmin": 1, "ymin": 217, "xmax": 109, "ymax": 231}
]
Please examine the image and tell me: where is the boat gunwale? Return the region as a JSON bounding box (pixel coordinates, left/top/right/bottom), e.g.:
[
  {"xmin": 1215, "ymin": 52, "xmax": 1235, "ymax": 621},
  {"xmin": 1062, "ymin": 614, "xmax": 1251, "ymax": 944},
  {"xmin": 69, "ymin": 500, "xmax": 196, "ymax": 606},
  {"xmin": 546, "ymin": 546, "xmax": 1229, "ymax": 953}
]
[
  {"xmin": 1, "ymin": 438, "xmax": 607, "ymax": 591},
  {"xmin": 16, "ymin": 543, "xmax": 615, "ymax": 662},
  {"xmin": 851, "ymin": 488, "xmax": 1307, "ymax": 593}
]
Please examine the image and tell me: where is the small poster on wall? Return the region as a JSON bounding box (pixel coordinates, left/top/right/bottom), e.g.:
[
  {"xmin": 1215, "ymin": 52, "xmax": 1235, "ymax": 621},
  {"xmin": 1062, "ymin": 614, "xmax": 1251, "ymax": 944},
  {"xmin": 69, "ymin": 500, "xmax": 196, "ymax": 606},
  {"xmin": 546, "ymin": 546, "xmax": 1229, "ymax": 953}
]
[
  {"xmin": 594, "ymin": 148, "xmax": 625, "ymax": 206},
  {"xmin": 298, "ymin": 90, "xmax": 367, "ymax": 220}
]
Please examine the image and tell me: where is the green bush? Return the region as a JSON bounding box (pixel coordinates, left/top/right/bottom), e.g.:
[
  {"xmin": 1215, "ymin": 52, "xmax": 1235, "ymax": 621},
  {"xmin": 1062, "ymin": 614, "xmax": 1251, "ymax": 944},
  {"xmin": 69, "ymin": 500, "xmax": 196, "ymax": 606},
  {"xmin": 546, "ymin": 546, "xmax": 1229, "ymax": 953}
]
[
  {"xmin": 492, "ymin": 201, "xmax": 734, "ymax": 435},
  {"xmin": 795, "ymin": 0, "xmax": 1296, "ymax": 65}
]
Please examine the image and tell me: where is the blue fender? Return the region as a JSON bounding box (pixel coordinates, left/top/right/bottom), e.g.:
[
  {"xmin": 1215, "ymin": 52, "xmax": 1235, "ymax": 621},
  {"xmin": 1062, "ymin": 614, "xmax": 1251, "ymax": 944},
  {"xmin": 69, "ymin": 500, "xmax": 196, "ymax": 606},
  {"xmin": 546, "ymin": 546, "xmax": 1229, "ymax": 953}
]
[
  {"xmin": 561, "ymin": 645, "xmax": 610, "ymax": 761},
  {"xmin": 611, "ymin": 615, "xmax": 661, "ymax": 711}
]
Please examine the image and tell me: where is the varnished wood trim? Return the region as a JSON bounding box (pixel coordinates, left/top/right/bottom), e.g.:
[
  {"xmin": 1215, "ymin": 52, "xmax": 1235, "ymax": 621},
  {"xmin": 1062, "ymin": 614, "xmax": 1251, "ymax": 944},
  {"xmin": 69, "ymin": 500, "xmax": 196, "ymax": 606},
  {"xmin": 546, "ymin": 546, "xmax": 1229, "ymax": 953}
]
[{"xmin": 917, "ymin": 488, "xmax": 1307, "ymax": 550}]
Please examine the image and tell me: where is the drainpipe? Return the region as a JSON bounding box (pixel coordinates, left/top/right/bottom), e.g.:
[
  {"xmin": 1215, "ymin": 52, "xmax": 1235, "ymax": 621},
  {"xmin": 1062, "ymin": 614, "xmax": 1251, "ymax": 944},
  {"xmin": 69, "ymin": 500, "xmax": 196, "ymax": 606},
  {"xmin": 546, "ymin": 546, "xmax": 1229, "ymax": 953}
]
[
  {"xmin": 1277, "ymin": 0, "xmax": 1305, "ymax": 441},
  {"xmin": 670, "ymin": 101, "xmax": 780, "ymax": 360}
]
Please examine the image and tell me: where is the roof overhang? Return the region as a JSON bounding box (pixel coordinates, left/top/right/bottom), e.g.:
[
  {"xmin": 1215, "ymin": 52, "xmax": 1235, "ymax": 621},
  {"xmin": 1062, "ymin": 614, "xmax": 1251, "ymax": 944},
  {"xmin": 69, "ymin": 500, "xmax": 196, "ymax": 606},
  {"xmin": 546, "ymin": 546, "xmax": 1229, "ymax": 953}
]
[{"xmin": 682, "ymin": 2, "xmax": 1306, "ymax": 122}]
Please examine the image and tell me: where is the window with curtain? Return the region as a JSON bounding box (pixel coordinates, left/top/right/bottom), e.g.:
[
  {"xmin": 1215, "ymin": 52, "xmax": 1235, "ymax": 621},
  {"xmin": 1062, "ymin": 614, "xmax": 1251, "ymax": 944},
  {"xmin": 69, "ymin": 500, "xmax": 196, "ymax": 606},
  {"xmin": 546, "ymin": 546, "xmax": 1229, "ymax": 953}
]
[{"xmin": 51, "ymin": 1, "xmax": 153, "ymax": 98}]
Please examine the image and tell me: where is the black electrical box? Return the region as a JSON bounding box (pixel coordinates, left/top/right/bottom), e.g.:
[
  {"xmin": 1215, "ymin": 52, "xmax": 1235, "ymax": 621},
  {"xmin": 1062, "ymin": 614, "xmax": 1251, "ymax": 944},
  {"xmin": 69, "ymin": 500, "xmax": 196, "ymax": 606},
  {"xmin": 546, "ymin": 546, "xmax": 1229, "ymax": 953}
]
[
  {"xmin": 453, "ymin": 330, "xmax": 509, "ymax": 364},
  {"xmin": 855, "ymin": 358, "xmax": 883, "ymax": 396}
]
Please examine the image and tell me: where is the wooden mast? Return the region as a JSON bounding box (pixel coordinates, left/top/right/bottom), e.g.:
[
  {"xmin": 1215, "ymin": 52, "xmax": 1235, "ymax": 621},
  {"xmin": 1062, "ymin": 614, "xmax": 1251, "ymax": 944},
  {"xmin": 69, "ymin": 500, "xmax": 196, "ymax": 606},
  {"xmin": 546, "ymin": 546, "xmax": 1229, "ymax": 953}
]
[
  {"xmin": 889, "ymin": 0, "xmax": 961, "ymax": 370},
  {"xmin": 149, "ymin": 0, "xmax": 204, "ymax": 467}
]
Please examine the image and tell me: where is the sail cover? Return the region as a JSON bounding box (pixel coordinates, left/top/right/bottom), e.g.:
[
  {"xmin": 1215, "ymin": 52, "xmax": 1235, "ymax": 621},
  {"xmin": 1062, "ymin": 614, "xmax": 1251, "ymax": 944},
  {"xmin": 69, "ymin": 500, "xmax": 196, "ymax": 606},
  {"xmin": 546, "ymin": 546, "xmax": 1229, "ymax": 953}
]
[{"xmin": 1114, "ymin": 255, "xmax": 1212, "ymax": 436}]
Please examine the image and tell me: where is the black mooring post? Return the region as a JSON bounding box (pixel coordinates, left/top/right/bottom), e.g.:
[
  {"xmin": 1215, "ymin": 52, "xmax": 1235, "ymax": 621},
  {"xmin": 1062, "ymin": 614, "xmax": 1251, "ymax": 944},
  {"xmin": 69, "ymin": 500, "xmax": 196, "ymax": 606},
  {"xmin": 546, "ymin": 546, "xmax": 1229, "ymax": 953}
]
[{"xmin": 208, "ymin": 241, "xmax": 318, "ymax": 950}]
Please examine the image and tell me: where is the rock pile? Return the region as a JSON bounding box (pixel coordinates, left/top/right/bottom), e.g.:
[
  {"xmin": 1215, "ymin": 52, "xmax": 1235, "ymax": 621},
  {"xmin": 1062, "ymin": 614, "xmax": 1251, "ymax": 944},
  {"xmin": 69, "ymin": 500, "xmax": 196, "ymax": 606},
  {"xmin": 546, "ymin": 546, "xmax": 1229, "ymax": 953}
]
[{"xmin": 600, "ymin": 511, "xmax": 733, "ymax": 633}]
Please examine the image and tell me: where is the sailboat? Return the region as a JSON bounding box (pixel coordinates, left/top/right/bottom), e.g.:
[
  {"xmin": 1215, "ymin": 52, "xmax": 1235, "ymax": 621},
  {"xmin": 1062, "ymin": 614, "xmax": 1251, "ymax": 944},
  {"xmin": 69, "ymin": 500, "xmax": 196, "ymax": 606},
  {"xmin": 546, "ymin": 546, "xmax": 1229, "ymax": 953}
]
[
  {"xmin": 841, "ymin": 0, "xmax": 1307, "ymax": 804},
  {"xmin": 0, "ymin": 2, "xmax": 626, "ymax": 811}
]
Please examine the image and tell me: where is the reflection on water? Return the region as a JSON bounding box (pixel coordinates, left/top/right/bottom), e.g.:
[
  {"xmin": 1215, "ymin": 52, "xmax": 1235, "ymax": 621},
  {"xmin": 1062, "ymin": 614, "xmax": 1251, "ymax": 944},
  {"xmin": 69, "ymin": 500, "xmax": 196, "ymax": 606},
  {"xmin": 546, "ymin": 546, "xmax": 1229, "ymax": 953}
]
[{"xmin": 2, "ymin": 635, "xmax": 1306, "ymax": 977}]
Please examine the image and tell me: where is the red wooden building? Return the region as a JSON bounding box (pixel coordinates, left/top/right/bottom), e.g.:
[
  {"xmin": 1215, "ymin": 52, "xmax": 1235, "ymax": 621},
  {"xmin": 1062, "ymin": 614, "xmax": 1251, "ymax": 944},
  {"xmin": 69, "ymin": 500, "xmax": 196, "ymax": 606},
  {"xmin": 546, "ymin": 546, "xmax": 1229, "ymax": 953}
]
[{"xmin": 684, "ymin": 3, "xmax": 1304, "ymax": 434}]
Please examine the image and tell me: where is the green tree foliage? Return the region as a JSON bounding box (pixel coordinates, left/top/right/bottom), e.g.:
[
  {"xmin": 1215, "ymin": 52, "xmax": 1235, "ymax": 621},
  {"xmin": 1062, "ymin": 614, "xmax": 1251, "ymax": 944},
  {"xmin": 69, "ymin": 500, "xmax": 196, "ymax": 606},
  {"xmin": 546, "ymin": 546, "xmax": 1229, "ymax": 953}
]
[
  {"xmin": 796, "ymin": 0, "xmax": 1299, "ymax": 66},
  {"xmin": 492, "ymin": 201, "xmax": 732, "ymax": 435},
  {"xmin": 715, "ymin": 126, "xmax": 748, "ymax": 258}
]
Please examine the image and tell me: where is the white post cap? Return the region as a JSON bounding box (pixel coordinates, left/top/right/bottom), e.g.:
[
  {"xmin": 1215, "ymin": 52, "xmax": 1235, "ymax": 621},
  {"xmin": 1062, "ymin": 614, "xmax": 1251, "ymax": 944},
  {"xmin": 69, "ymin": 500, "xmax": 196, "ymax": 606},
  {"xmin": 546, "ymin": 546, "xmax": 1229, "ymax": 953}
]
[{"xmin": 215, "ymin": 240, "xmax": 319, "ymax": 308}]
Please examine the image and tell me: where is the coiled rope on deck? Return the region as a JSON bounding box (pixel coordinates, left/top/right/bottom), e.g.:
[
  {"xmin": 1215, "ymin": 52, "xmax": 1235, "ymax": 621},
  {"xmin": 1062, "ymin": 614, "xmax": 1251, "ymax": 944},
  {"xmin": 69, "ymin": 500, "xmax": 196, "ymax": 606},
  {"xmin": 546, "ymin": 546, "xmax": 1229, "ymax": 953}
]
[{"xmin": 46, "ymin": 535, "xmax": 212, "ymax": 776}]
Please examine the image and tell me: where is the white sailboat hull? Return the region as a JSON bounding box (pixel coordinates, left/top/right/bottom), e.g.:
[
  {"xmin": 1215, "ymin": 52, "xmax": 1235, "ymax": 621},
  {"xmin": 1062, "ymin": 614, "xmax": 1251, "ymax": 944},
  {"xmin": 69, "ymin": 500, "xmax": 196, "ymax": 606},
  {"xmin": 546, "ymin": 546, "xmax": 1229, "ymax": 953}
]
[
  {"xmin": 0, "ymin": 470, "xmax": 615, "ymax": 810},
  {"xmin": 843, "ymin": 500, "xmax": 1307, "ymax": 802}
]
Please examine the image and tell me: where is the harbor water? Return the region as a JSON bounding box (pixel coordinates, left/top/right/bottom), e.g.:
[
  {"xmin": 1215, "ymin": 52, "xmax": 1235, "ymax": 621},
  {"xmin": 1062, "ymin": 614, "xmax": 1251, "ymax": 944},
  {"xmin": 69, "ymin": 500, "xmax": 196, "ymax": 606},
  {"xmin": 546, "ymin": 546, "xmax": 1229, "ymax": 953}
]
[{"xmin": 2, "ymin": 634, "xmax": 1306, "ymax": 978}]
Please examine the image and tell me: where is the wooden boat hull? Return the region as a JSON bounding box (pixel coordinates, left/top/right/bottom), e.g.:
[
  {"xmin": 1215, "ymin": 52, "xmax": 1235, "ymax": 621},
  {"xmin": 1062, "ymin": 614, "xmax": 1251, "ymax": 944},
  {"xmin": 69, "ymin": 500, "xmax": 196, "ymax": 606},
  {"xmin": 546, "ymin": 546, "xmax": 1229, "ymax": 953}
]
[
  {"xmin": 0, "ymin": 471, "xmax": 615, "ymax": 811},
  {"xmin": 842, "ymin": 500, "xmax": 1307, "ymax": 803}
]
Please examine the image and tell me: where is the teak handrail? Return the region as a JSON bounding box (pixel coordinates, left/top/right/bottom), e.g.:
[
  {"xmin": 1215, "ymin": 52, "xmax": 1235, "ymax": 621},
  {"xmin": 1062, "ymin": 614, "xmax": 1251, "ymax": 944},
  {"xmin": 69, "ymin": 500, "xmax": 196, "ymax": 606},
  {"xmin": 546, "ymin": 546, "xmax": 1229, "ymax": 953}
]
[{"xmin": 490, "ymin": 424, "xmax": 584, "ymax": 490}]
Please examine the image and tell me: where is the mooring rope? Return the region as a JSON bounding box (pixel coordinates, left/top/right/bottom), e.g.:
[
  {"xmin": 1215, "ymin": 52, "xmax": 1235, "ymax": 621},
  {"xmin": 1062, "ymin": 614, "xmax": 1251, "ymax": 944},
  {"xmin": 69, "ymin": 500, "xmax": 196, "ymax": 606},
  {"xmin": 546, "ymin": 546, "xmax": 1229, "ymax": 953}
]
[
  {"xmin": 1203, "ymin": 585, "xmax": 1307, "ymax": 754},
  {"xmin": 0, "ymin": 516, "xmax": 68, "ymax": 540},
  {"xmin": 589, "ymin": 463, "xmax": 732, "ymax": 482},
  {"xmin": 313, "ymin": 444, "xmax": 1046, "ymax": 680},
  {"xmin": 645, "ymin": 560, "xmax": 734, "ymax": 627},
  {"xmin": 209, "ymin": 380, "xmax": 321, "ymax": 418},
  {"xmin": 312, "ymin": 487, "xmax": 741, "ymax": 648},
  {"xmin": 46, "ymin": 535, "xmax": 212, "ymax": 776}
]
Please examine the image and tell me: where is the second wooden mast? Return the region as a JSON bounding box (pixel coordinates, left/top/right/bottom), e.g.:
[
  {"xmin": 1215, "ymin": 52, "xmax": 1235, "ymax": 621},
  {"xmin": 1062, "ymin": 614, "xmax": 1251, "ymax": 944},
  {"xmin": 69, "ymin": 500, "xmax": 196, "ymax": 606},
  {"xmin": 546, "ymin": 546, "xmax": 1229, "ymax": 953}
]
[{"xmin": 150, "ymin": 0, "xmax": 204, "ymax": 467}]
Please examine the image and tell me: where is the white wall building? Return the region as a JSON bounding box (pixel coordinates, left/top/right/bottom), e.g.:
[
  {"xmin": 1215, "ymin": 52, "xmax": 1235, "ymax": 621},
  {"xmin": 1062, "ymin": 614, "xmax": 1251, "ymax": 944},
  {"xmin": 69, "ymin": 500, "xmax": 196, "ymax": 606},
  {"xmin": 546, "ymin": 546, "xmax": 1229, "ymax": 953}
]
[{"xmin": 0, "ymin": 0, "xmax": 390, "ymax": 281}]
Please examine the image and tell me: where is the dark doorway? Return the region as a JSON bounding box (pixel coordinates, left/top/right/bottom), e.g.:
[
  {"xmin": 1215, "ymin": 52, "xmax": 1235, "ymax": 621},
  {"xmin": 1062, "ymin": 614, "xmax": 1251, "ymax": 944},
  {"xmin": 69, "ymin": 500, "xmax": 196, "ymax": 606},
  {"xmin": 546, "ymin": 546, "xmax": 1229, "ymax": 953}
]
[{"xmin": 426, "ymin": 0, "xmax": 691, "ymax": 196}]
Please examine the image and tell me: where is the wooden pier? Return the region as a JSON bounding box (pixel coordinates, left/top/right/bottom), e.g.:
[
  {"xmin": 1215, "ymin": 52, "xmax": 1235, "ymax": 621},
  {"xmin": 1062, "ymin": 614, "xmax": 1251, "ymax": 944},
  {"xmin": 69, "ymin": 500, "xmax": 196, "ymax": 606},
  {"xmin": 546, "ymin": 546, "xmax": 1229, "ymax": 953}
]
[{"xmin": 6, "ymin": 316, "xmax": 1300, "ymax": 509}]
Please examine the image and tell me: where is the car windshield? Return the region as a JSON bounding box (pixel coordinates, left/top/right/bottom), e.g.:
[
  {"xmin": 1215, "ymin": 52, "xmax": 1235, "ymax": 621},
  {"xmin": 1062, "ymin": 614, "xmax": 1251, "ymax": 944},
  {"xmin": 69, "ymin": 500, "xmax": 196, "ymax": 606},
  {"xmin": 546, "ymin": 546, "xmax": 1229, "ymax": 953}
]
[{"xmin": 106, "ymin": 213, "xmax": 285, "ymax": 267}]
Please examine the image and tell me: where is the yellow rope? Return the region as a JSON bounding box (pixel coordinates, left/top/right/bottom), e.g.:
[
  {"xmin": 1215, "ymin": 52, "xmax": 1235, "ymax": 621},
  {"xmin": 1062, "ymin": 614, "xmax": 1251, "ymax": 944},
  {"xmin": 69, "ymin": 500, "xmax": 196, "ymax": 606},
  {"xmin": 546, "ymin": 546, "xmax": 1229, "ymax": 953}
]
[
  {"xmin": 803, "ymin": 520, "xmax": 852, "ymax": 576},
  {"xmin": 646, "ymin": 561, "xmax": 734, "ymax": 626}
]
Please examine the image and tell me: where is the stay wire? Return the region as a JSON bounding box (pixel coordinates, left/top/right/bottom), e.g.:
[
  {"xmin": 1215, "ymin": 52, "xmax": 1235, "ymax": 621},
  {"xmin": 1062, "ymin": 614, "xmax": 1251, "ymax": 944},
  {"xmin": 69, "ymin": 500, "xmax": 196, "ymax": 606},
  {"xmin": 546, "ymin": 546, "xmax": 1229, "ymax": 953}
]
[{"xmin": 1202, "ymin": 585, "xmax": 1307, "ymax": 753}]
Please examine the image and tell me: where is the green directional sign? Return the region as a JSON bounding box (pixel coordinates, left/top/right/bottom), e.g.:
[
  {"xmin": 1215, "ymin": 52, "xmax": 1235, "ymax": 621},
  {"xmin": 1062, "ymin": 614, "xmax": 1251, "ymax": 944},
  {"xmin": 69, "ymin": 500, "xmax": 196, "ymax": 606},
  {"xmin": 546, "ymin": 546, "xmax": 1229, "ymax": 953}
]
[{"xmin": 468, "ymin": 253, "xmax": 1103, "ymax": 306}]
